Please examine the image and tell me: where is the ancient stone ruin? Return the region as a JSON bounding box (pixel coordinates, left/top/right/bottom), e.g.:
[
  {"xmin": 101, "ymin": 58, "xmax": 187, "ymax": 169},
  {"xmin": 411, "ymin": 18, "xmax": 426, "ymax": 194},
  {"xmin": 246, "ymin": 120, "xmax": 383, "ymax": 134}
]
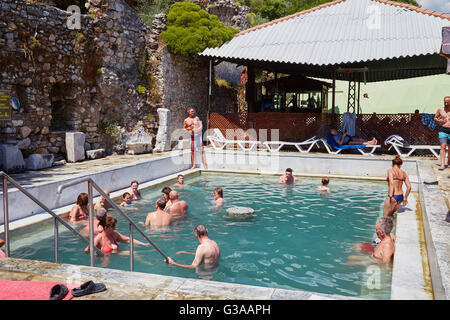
[{"xmin": 0, "ymin": 0, "xmax": 250, "ymax": 172}]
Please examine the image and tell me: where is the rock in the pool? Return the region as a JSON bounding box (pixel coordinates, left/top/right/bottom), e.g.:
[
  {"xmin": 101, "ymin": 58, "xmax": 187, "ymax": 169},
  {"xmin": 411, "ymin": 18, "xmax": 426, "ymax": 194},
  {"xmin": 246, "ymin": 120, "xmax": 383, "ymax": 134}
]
[{"xmin": 226, "ymin": 206, "xmax": 255, "ymax": 218}]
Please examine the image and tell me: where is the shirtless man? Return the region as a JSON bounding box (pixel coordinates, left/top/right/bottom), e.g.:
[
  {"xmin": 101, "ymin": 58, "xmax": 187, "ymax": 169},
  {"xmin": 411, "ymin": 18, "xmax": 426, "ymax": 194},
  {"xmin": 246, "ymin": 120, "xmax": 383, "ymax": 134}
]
[
  {"xmin": 278, "ymin": 168, "xmax": 298, "ymax": 185},
  {"xmin": 144, "ymin": 198, "xmax": 172, "ymax": 228},
  {"xmin": 183, "ymin": 107, "xmax": 207, "ymax": 170},
  {"xmin": 213, "ymin": 187, "xmax": 225, "ymax": 207},
  {"xmin": 433, "ymin": 96, "xmax": 450, "ymax": 170},
  {"xmin": 166, "ymin": 225, "xmax": 220, "ymax": 269},
  {"xmin": 347, "ymin": 218, "xmax": 395, "ymax": 266},
  {"xmin": 167, "ymin": 190, "xmax": 188, "ymax": 216},
  {"xmin": 173, "ymin": 174, "xmax": 186, "ymax": 189},
  {"xmin": 94, "ymin": 189, "xmax": 113, "ymax": 212}
]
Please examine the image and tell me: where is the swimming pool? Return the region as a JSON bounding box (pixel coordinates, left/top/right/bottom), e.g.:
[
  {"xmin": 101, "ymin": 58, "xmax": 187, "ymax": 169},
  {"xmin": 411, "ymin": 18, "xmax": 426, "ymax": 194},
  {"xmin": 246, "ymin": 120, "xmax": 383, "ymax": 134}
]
[{"xmin": 7, "ymin": 172, "xmax": 392, "ymax": 299}]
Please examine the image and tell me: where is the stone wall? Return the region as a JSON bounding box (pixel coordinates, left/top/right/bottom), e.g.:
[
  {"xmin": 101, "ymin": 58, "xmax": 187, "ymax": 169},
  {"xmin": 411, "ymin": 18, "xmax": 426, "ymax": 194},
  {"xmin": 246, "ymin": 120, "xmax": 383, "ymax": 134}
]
[{"xmin": 0, "ymin": 0, "xmax": 157, "ymax": 161}]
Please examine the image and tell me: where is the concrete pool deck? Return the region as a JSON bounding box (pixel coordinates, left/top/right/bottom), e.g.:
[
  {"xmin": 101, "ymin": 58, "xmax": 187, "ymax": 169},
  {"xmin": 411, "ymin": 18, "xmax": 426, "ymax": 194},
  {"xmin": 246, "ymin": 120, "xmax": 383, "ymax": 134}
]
[{"xmin": 1, "ymin": 148, "xmax": 449, "ymax": 300}]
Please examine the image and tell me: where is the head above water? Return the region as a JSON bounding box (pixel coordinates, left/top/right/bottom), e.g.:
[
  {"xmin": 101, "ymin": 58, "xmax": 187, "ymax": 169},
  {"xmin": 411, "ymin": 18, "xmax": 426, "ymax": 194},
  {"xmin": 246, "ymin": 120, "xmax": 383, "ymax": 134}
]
[
  {"xmin": 101, "ymin": 216, "xmax": 117, "ymax": 230},
  {"xmin": 177, "ymin": 175, "xmax": 184, "ymax": 184},
  {"xmin": 156, "ymin": 198, "xmax": 167, "ymax": 210},
  {"xmin": 77, "ymin": 193, "xmax": 88, "ymax": 207},
  {"xmin": 321, "ymin": 177, "xmax": 330, "ymax": 186},
  {"xmin": 96, "ymin": 207, "xmax": 107, "ymax": 222},
  {"xmin": 161, "ymin": 187, "xmax": 172, "ymax": 200},
  {"xmin": 213, "ymin": 187, "xmax": 223, "ymax": 198},
  {"xmin": 101, "ymin": 189, "xmax": 110, "ymax": 200},
  {"xmin": 445, "ymin": 96, "xmax": 450, "ymax": 107},
  {"xmin": 285, "ymin": 168, "xmax": 293, "ymax": 177},
  {"xmin": 122, "ymin": 192, "xmax": 131, "ymax": 203},
  {"xmin": 194, "ymin": 225, "xmax": 208, "ymax": 238},
  {"xmin": 169, "ymin": 190, "xmax": 179, "ymax": 200},
  {"xmin": 131, "ymin": 180, "xmax": 139, "ymax": 189},
  {"xmin": 379, "ymin": 218, "xmax": 393, "ymax": 235}
]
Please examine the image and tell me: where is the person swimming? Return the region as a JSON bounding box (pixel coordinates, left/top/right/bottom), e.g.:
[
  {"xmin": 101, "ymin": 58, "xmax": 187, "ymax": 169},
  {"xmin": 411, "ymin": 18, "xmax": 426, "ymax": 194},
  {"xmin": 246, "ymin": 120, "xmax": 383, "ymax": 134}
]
[
  {"xmin": 130, "ymin": 180, "xmax": 141, "ymax": 201},
  {"xmin": 317, "ymin": 177, "xmax": 330, "ymax": 192},
  {"xmin": 278, "ymin": 168, "xmax": 298, "ymax": 185},
  {"xmin": 161, "ymin": 186, "xmax": 173, "ymax": 211},
  {"xmin": 69, "ymin": 193, "xmax": 89, "ymax": 222},
  {"xmin": 167, "ymin": 190, "xmax": 188, "ymax": 216},
  {"xmin": 212, "ymin": 187, "xmax": 225, "ymax": 207},
  {"xmin": 120, "ymin": 192, "xmax": 135, "ymax": 207},
  {"xmin": 166, "ymin": 225, "xmax": 220, "ymax": 269},
  {"xmin": 84, "ymin": 216, "xmax": 149, "ymax": 255},
  {"xmin": 94, "ymin": 189, "xmax": 113, "ymax": 212},
  {"xmin": 173, "ymin": 175, "xmax": 186, "ymax": 189}
]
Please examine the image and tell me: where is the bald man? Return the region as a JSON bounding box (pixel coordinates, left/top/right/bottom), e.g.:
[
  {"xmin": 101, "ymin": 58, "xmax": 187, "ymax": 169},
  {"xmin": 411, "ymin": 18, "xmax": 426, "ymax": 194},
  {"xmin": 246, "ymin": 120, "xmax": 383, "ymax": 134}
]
[
  {"xmin": 94, "ymin": 189, "xmax": 113, "ymax": 211},
  {"xmin": 166, "ymin": 225, "xmax": 220, "ymax": 269},
  {"xmin": 167, "ymin": 190, "xmax": 188, "ymax": 216}
]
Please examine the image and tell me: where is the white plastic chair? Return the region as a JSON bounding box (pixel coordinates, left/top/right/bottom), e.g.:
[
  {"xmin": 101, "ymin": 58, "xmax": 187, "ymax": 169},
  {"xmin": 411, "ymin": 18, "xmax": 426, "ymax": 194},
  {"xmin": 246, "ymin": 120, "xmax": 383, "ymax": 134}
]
[
  {"xmin": 263, "ymin": 136, "xmax": 321, "ymax": 153},
  {"xmin": 384, "ymin": 135, "xmax": 442, "ymax": 158},
  {"xmin": 207, "ymin": 128, "xmax": 262, "ymax": 151}
]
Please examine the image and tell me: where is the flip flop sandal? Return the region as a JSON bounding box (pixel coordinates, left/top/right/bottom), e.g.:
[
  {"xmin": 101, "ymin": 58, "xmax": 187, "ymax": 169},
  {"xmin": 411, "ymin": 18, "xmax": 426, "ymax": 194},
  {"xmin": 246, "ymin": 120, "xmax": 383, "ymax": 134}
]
[
  {"xmin": 71, "ymin": 280, "xmax": 107, "ymax": 297},
  {"xmin": 49, "ymin": 284, "xmax": 69, "ymax": 300}
]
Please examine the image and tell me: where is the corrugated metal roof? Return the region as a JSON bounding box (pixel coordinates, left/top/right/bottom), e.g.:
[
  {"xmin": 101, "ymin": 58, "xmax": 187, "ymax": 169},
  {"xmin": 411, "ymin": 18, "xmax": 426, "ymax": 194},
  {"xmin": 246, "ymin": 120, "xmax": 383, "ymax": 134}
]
[{"xmin": 199, "ymin": 0, "xmax": 450, "ymax": 66}]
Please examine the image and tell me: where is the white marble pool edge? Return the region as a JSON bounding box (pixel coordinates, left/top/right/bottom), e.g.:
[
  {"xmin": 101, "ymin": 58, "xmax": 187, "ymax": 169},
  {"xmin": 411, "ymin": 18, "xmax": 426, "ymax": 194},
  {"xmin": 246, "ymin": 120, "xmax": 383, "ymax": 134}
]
[{"xmin": 0, "ymin": 148, "xmax": 448, "ymax": 300}]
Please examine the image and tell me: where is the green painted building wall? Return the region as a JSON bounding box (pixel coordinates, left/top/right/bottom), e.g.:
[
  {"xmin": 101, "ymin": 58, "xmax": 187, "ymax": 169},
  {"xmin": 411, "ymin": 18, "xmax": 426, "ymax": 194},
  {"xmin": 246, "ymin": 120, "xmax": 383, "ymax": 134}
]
[{"xmin": 321, "ymin": 74, "xmax": 450, "ymax": 114}]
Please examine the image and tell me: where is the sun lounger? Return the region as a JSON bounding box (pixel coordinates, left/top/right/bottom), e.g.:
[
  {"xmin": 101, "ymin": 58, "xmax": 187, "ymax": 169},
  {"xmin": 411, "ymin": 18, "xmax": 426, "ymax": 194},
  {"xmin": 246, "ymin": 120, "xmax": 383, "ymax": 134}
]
[
  {"xmin": 263, "ymin": 136, "xmax": 321, "ymax": 153},
  {"xmin": 384, "ymin": 135, "xmax": 442, "ymax": 158},
  {"xmin": 207, "ymin": 128, "xmax": 262, "ymax": 151},
  {"xmin": 320, "ymin": 132, "xmax": 381, "ymax": 156}
]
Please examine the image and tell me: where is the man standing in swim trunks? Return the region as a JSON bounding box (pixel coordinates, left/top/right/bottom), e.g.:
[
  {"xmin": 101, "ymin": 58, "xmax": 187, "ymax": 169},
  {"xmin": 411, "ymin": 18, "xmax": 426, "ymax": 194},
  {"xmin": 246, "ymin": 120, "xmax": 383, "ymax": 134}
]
[
  {"xmin": 433, "ymin": 96, "xmax": 450, "ymax": 170},
  {"xmin": 183, "ymin": 107, "xmax": 208, "ymax": 170},
  {"xmin": 166, "ymin": 225, "xmax": 220, "ymax": 269}
]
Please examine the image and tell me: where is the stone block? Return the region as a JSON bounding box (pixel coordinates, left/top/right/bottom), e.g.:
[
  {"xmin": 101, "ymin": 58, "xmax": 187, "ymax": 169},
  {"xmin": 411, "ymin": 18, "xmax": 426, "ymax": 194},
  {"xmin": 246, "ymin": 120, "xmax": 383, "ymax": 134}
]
[
  {"xmin": 24, "ymin": 154, "xmax": 54, "ymax": 170},
  {"xmin": 86, "ymin": 148, "xmax": 106, "ymax": 160},
  {"xmin": 0, "ymin": 144, "xmax": 25, "ymax": 173},
  {"xmin": 126, "ymin": 143, "xmax": 152, "ymax": 155},
  {"xmin": 65, "ymin": 132, "xmax": 85, "ymax": 162}
]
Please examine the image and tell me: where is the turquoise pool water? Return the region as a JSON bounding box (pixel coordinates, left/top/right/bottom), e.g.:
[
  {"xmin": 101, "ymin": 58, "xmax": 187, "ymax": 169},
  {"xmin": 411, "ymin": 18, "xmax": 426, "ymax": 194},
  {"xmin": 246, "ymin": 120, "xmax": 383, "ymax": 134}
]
[{"xmin": 9, "ymin": 173, "xmax": 392, "ymax": 299}]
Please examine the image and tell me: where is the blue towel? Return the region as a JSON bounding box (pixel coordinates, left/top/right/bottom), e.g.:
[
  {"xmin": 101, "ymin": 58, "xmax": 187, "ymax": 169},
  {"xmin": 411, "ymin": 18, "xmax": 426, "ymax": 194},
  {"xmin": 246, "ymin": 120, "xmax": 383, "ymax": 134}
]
[
  {"xmin": 421, "ymin": 114, "xmax": 437, "ymax": 130},
  {"xmin": 327, "ymin": 132, "xmax": 365, "ymax": 150}
]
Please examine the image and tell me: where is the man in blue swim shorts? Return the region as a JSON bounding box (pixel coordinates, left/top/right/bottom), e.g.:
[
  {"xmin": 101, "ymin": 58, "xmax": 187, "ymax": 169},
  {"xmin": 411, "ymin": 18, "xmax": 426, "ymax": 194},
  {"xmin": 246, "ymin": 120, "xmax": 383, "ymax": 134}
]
[
  {"xmin": 183, "ymin": 107, "xmax": 208, "ymax": 170},
  {"xmin": 433, "ymin": 96, "xmax": 450, "ymax": 170}
]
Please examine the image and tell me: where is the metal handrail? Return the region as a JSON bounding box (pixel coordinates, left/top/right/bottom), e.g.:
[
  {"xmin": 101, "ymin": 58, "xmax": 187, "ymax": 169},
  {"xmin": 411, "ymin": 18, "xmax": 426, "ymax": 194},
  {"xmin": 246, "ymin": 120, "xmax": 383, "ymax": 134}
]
[
  {"xmin": 57, "ymin": 177, "xmax": 169, "ymax": 271},
  {"xmin": 0, "ymin": 171, "xmax": 104, "ymax": 261}
]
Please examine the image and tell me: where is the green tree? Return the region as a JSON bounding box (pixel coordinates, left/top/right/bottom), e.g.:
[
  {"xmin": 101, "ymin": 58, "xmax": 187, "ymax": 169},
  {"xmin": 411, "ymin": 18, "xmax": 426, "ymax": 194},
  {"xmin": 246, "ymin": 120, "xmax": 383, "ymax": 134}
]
[{"xmin": 161, "ymin": 2, "xmax": 238, "ymax": 57}]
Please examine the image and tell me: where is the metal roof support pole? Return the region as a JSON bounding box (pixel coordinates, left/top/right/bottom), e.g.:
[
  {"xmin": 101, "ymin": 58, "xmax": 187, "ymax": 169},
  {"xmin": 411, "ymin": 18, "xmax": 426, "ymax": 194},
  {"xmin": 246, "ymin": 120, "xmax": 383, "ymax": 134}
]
[
  {"xmin": 207, "ymin": 58, "xmax": 212, "ymax": 132},
  {"xmin": 357, "ymin": 80, "xmax": 361, "ymax": 114},
  {"xmin": 246, "ymin": 66, "xmax": 255, "ymax": 115},
  {"xmin": 331, "ymin": 70, "xmax": 336, "ymax": 127}
]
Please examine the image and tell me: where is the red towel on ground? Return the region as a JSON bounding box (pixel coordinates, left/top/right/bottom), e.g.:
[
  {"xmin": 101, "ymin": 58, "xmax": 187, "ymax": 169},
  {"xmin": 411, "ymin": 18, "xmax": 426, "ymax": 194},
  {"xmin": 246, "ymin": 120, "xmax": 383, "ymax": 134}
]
[{"xmin": 0, "ymin": 279, "xmax": 80, "ymax": 300}]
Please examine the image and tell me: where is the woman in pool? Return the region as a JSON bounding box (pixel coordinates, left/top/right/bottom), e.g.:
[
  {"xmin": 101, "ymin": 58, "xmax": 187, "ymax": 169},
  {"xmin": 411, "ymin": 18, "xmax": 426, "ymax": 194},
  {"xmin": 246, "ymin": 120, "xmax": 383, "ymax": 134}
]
[
  {"xmin": 69, "ymin": 193, "xmax": 89, "ymax": 222},
  {"xmin": 130, "ymin": 180, "xmax": 141, "ymax": 201},
  {"xmin": 383, "ymin": 155, "xmax": 411, "ymax": 217},
  {"xmin": 161, "ymin": 186, "xmax": 173, "ymax": 211},
  {"xmin": 84, "ymin": 216, "xmax": 149, "ymax": 255},
  {"xmin": 317, "ymin": 177, "xmax": 330, "ymax": 192}
]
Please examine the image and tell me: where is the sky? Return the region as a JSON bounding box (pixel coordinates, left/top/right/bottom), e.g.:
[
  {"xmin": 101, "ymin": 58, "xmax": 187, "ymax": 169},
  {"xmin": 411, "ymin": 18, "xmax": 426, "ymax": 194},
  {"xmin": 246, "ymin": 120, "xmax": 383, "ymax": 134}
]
[{"xmin": 416, "ymin": 0, "xmax": 450, "ymax": 13}]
